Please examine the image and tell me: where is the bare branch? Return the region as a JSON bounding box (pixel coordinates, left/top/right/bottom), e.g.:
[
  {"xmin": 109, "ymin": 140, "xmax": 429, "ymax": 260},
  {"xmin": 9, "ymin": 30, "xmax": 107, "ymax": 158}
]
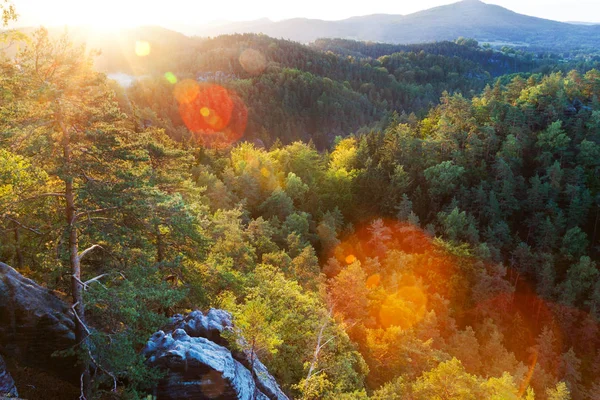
[
  {"xmin": 84, "ymin": 274, "xmax": 108, "ymax": 290},
  {"xmin": 317, "ymin": 336, "xmax": 335, "ymax": 352},
  {"xmin": 79, "ymin": 372, "xmax": 86, "ymax": 400},
  {"xmin": 305, "ymin": 319, "xmax": 328, "ymax": 389},
  {"xmin": 72, "ymin": 274, "xmax": 89, "ymax": 291},
  {"xmin": 78, "ymin": 244, "xmax": 103, "ymax": 261},
  {"xmin": 71, "ymin": 302, "xmax": 91, "ymax": 336},
  {"xmin": 86, "ymin": 347, "xmax": 117, "ymax": 393}
]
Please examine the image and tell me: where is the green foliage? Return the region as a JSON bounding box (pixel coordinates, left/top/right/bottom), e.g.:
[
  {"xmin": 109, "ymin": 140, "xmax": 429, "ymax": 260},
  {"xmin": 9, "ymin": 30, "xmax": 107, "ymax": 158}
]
[
  {"xmin": 546, "ymin": 382, "xmax": 572, "ymax": 400},
  {"xmin": 230, "ymin": 296, "xmax": 283, "ymax": 365},
  {"xmin": 3, "ymin": 27, "xmax": 600, "ymax": 399},
  {"xmin": 424, "ymin": 161, "xmax": 465, "ymax": 201}
]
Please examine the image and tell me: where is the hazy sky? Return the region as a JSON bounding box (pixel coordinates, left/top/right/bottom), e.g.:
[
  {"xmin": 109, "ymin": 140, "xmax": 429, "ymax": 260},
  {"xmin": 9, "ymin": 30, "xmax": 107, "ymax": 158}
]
[{"xmin": 12, "ymin": 0, "xmax": 600, "ymax": 29}]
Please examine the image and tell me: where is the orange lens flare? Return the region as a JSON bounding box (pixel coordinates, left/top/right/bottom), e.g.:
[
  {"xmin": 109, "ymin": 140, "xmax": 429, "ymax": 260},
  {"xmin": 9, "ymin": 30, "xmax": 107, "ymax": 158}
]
[
  {"xmin": 179, "ymin": 84, "xmax": 232, "ymax": 132},
  {"xmin": 174, "ymin": 79, "xmax": 201, "ymax": 105},
  {"xmin": 366, "ymin": 273, "xmax": 381, "ymax": 289},
  {"xmin": 379, "ymin": 287, "xmax": 427, "ymax": 329},
  {"xmin": 174, "ymin": 80, "xmax": 248, "ymax": 147},
  {"xmin": 327, "ymin": 217, "xmax": 597, "ymax": 392},
  {"xmin": 519, "ymin": 349, "xmax": 537, "ymax": 397}
]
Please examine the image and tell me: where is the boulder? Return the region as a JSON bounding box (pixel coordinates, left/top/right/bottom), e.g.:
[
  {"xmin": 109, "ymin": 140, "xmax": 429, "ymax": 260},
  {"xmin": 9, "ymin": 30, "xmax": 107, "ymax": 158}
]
[
  {"xmin": 0, "ymin": 262, "xmax": 76, "ymax": 380},
  {"xmin": 144, "ymin": 309, "xmax": 289, "ymax": 400},
  {"xmin": 0, "ymin": 355, "xmax": 17, "ymax": 398}
]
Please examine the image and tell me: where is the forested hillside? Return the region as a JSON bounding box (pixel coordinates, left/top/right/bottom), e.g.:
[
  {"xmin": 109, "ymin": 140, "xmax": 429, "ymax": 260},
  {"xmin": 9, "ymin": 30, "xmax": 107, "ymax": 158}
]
[
  {"xmin": 86, "ymin": 31, "xmax": 600, "ymax": 149},
  {"xmin": 1, "ymin": 13, "xmax": 600, "ymax": 400}
]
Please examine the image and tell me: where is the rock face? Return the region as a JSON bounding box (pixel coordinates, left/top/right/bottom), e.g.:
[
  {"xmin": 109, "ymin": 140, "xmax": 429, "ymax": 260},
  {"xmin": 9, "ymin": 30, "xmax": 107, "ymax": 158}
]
[
  {"xmin": 143, "ymin": 309, "xmax": 289, "ymax": 400},
  {"xmin": 0, "ymin": 355, "xmax": 17, "ymax": 397},
  {"xmin": 0, "ymin": 262, "xmax": 76, "ymax": 380},
  {"xmin": 0, "ymin": 263, "xmax": 289, "ymax": 399}
]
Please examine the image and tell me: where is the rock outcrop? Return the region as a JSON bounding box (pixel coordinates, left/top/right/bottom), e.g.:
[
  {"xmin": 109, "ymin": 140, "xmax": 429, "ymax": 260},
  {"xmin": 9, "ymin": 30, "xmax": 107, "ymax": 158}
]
[
  {"xmin": 0, "ymin": 263, "xmax": 288, "ymax": 399},
  {"xmin": 0, "ymin": 355, "xmax": 17, "ymax": 398},
  {"xmin": 143, "ymin": 310, "xmax": 289, "ymax": 400},
  {"xmin": 0, "ymin": 262, "xmax": 76, "ymax": 380}
]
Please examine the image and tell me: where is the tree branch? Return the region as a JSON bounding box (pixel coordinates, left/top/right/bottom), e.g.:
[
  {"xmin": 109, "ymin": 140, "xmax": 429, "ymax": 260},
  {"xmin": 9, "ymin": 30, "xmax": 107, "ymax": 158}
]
[
  {"xmin": 79, "ymin": 372, "xmax": 86, "ymax": 400},
  {"xmin": 78, "ymin": 244, "xmax": 103, "ymax": 261},
  {"xmin": 87, "ymin": 347, "xmax": 117, "ymax": 393},
  {"xmin": 72, "ymin": 275, "xmax": 89, "ymax": 291},
  {"xmin": 84, "ymin": 274, "xmax": 108, "ymax": 290},
  {"xmin": 71, "ymin": 301, "xmax": 91, "ymax": 336},
  {"xmin": 317, "ymin": 336, "xmax": 335, "ymax": 352}
]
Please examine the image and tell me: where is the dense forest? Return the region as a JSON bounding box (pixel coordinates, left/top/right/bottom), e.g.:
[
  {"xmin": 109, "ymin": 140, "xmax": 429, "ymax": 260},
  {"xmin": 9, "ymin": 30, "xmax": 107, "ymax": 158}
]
[
  {"xmin": 1, "ymin": 5, "xmax": 600, "ymax": 400},
  {"xmin": 91, "ymin": 31, "xmax": 600, "ymax": 149}
]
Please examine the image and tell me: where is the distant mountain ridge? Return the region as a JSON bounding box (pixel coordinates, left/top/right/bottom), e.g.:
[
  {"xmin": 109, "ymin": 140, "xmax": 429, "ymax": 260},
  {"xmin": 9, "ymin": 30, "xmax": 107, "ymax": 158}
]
[{"xmin": 189, "ymin": 0, "xmax": 600, "ymax": 51}]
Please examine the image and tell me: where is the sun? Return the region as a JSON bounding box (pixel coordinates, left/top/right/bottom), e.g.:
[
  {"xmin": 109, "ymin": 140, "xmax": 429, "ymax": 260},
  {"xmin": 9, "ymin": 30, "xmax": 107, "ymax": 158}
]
[{"xmin": 24, "ymin": 1, "xmax": 150, "ymax": 31}]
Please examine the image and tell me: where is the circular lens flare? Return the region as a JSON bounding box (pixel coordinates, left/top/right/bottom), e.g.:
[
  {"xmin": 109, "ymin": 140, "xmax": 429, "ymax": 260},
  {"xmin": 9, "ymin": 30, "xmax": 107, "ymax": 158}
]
[
  {"xmin": 366, "ymin": 273, "xmax": 381, "ymax": 289},
  {"xmin": 164, "ymin": 72, "xmax": 178, "ymax": 84},
  {"xmin": 379, "ymin": 285, "xmax": 427, "ymax": 329},
  {"xmin": 345, "ymin": 254, "xmax": 357, "ymax": 265},
  {"xmin": 239, "ymin": 48, "xmax": 267, "ymax": 76},
  {"xmin": 135, "ymin": 41, "xmax": 151, "ymax": 57},
  {"xmin": 174, "ymin": 80, "xmax": 248, "ymax": 147},
  {"xmin": 179, "ymin": 84, "xmax": 232, "ymax": 132},
  {"xmin": 174, "ymin": 79, "xmax": 200, "ymax": 104}
]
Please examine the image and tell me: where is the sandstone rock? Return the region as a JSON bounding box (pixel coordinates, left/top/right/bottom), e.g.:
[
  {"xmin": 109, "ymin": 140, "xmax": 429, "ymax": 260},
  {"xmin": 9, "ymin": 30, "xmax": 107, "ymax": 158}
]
[
  {"xmin": 0, "ymin": 262, "xmax": 76, "ymax": 380},
  {"xmin": 144, "ymin": 309, "xmax": 289, "ymax": 400}
]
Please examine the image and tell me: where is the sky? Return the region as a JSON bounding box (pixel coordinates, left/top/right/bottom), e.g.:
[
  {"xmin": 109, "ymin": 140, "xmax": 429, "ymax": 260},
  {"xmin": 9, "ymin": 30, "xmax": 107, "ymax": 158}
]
[{"xmin": 11, "ymin": 0, "xmax": 600, "ymax": 29}]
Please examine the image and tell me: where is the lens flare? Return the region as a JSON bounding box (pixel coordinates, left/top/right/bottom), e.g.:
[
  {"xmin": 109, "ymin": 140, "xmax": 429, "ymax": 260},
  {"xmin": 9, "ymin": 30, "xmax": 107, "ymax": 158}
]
[
  {"xmin": 468, "ymin": 280, "xmax": 565, "ymax": 391},
  {"xmin": 379, "ymin": 285, "xmax": 427, "ymax": 329},
  {"xmin": 174, "ymin": 79, "xmax": 200, "ymax": 104},
  {"xmin": 366, "ymin": 273, "xmax": 381, "ymax": 289},
  {"xmin": 179, "ymin": 84, "xmax": 233, "ymax": 132},
  {"xmin": 239, "ymin": 48, "xmax": 267, "ymax": 76},
  {"xmin": 327, "ymin": 217, "xmax": 598, "ymax": 393},
  {"xmin": 174, "ymin": 80, "xmax": 248, "ymax": 147},
  {"xmin": 164, "ymin": 72, "xmax": 177, "ymax": 84},
  {"xmin": 135, "ymin": 41, "xmax": 151, "ymax": 57},
  {"xmin": 345, "ymin": 254, "xmax": 357, "ymax": 264}
]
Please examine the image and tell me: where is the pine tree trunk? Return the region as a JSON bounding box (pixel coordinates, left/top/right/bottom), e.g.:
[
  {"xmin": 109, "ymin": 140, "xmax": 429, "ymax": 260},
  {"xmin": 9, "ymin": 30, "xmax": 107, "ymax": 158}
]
[{"xmin": 61, "ymin": 114, "xmax": 91, "ymax": 399}]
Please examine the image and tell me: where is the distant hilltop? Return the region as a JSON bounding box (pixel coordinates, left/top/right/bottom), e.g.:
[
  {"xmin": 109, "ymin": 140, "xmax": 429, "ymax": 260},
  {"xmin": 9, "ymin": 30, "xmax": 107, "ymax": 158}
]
[{"xmin": 180, "ymin": 0, "xmax": 600, "ymax": 51}]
